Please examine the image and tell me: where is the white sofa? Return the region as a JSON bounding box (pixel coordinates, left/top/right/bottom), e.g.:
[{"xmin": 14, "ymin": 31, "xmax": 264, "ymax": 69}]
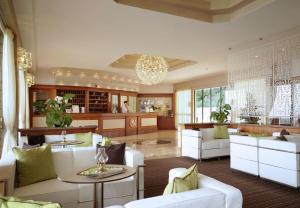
[
  {"xmin": 258, "ymin": 135, "xmax": 300, "ymax": 188},
  {"xmin": 182, "ymin": 128, "xmax": 236, "ymax": 160},
  {"xmin": 107, "ymin": 167, "xmax": 243, "ymax": 208},
  {"xmin": 230, "ymin": 133, "xmax": 300, "ymax": 187},
  {"xmin": 230, "ymin": 135, "xmax": 262, "ymax": 176},
  {"xmin": 18, "ymin": 133, "xmax": 103, "ymax": 148},
  {"xmin": 0, "ymin": 146, "xmax": 144, "ymax": 208}
]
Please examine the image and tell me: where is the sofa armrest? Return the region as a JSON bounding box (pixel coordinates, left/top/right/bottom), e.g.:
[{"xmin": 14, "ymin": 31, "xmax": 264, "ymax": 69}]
[
  {"xmin": 125, "ymin": 149, "xmax": 144, "ymax": 199},
  {"xmin": 198, "ymin": 173, "xmax": 243, "ymax": 208},
  {"xmin": 0, "ymin": 152, "xmax": 16, "ymax": 196},
  {"xmin": 168, "ymin": 168, "xmax": 242, "ymax": 208},
  {"xmin": 92, "ymin": 133, "xmax": 102, "ymax": 147}
]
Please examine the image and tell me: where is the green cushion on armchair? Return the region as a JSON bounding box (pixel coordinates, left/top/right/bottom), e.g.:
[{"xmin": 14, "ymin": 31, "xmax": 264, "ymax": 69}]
[
  {"xmin": 0, "ymin": 196, "xmax": 61, "ymax": 208},
  {"xmin": 75, "ymin": 132, "xmax": 93, "ymax": 147},
  {"xmin": 214, "ymin": 125, "xmax": 229, "ymax": 139},
  {"xmin": 12, "ymin": 144, "xmax": 57, "ymax": 187}
]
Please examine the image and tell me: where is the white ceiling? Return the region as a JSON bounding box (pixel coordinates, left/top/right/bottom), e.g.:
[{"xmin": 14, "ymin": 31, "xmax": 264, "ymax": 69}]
[{"xmin": 13, "ymin": 0, "xmax": 300, "ymax": 84}]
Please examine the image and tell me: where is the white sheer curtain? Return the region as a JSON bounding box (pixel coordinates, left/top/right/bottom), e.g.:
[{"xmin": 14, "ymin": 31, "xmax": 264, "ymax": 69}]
[
  {"xmin": 2, "ymin": 28, "xmax": 17, "ymax": 157},
  {"xmin": 18, "ymin": 70, "xmax": 26, "ymax": 129},
  {"xmin": 25, "ymin": 85, "xmax": 30, "ymax": 128}
]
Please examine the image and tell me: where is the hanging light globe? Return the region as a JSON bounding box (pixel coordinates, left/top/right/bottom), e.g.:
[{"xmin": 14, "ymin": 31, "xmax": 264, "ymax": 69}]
[{"xmin": 135, "ymin": 55, "xmax": 168, "ymax": 85}]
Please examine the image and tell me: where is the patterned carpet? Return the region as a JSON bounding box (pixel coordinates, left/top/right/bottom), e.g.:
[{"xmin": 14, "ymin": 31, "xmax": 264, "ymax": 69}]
[{"xmin": 144, "ymin": 157, "xmax": 300, "ymax": 208}]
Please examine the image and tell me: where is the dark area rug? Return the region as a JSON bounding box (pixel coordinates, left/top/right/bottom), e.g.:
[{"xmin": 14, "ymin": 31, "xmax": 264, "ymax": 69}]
[{"xmin": 144, "ymin": 157, "xmax": 300, "ymax": 208}]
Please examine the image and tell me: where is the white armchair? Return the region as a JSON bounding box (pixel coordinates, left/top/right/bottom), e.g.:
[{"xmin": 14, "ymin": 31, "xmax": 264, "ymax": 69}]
[
  {"xmin": 182, "ymin": 128, "xmax": 233, "ymax": 161},
  {"xmin": 107, "ymin": 167, "xmax": 243, "ymax": 208}
]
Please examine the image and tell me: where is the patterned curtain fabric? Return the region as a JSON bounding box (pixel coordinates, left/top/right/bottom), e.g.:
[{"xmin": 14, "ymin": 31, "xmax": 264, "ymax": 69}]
[
  {"xmin": 227, "ymin": 33, "xmax": 300, "ymax": 125},
  {"xmin": 2, "ymin": 28, "xmax": 17, "ymax": 157}
]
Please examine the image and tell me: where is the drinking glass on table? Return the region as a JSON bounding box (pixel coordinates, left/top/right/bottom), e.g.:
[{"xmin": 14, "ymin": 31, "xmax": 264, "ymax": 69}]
[{"xmin": 61, "ymin": 130, "xmax": 67, "ymax": 143}]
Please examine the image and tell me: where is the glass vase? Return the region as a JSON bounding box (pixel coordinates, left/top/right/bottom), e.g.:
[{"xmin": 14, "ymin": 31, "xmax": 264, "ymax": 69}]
[{"xmin": 95, "ymin": 147, "xmax": 109, "ymax": 172}]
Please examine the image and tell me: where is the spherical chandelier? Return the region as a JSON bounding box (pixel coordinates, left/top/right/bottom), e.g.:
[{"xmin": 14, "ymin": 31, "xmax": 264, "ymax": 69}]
[{"xmin": 135, "ymin": 55, "xmax": 168, "ymax": 85}]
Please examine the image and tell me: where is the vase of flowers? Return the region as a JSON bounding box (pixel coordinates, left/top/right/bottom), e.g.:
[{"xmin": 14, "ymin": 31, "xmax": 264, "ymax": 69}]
[{"xmin": 40, "ymin": 94, "xmax": 75, "ymax": 128}]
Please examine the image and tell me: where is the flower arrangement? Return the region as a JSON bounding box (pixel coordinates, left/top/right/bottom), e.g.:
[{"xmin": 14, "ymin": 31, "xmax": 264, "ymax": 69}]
[
  {"xmin": 240, "ymin": 93, "xmax": 262, "ymax": 124},
  {"xmin": 34, "ymin": 94, "xmax": 75, "ymax": 128}
]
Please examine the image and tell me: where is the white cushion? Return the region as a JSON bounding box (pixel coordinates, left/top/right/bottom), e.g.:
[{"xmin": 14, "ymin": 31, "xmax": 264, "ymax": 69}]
[
  {"xmin": 14, "ymin": 179, "xmax": 78, "ymax": 205},
  {"xmin": 51, "ymin": 149, "xmax": 74, "ymax": 175},
  {"xmin": 72, "ymin": 147, "xmax": 97, "ymax": 171},
  {"xmin": 125, "ymin": 188, "xmax": 225, "ymax": 208},
  {"xmin": 201, "ymin": 128, "xmax": 215, "ymax": 141},
  {"xmin": 92, "ymin": 133, "xmax": 103, "ymax": 146},
  {"xmin": 259, "ymin": 139, "xmax": 300, "ymax": 153},
  {"xmin": 285, "ymin": 134, "xmax": 300, "ymax": 143},
  {"xmin": 202, "ymin": 140, "xmax": 220, "ymax": 150},
  {"xmin": 182, "ymin": 129, "xmax": 202, "ymax": 137},
  {"xmin": 230, "ymin": 135, "xmax": 259, "ymax": 146},
  {"xmin": 218, "ymin": 139, "xmax": 230, "ymax": 148}
]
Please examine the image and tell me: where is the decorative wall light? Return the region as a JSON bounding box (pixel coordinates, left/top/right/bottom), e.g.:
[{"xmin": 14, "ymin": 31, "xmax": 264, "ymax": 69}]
[
  {"xmin": 135, "ymin": 55, "xmax": 168, "ymax": 85},
  {"xmin": 25, "ymin": 72, "xmax": 35, "ymax": 87},
  {"xmin": 17, "ymin": 47, "xmax": 32, "ymax": 71}
]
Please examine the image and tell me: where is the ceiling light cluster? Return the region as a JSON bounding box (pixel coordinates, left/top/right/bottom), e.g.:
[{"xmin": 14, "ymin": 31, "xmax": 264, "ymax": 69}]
[
  {"xmin": 17, "ymin": 47, "xmax": 32, "ymax": 71},
  {"xmin": 135, "ymin": 55, "xmax": 168, "ymax": 85}
]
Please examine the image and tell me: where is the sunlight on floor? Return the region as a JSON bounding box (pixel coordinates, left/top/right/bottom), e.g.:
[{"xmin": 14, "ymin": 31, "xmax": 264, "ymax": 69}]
[{"xmin": 112, "ymin": 130, "xmax": 181, "ymax": 160}]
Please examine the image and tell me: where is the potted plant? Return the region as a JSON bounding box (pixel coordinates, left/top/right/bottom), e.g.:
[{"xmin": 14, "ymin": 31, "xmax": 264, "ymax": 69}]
[
  {"xmin": 33, "ymin": 94, "xmax": 75, "ymax": 128},
  {"xmin": 210, "ymin": 98, "xmax": 231, "ymax": 139},
  {"xmin": 210, "ymin": 97, "xmax": 231, "ymax": 124}
]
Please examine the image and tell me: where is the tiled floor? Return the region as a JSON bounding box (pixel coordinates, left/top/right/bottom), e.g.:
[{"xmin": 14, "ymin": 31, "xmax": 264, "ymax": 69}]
[{"xmin": 112, "ymin": 130, "xmax": 181, "ymax": 160}]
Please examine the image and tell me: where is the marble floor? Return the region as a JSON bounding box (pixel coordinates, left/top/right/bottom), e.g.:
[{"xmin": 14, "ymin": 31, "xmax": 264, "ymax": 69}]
[{"xmin": 112, "ymin": 130, "xmax": 181, "ymax": 160}]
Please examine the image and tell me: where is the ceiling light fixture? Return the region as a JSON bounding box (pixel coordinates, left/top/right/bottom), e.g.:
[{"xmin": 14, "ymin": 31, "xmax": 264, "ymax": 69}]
[
  {"xmin": 17, "ymin": 47, "xmax": 32, "ymax": 71},
  {"xmin": 25, "ymin": 72, "xmax": 35, "ymax": 87},
  {"xmin": 135, "ymin": 55, "xmax": 168, "ymax": 85}
]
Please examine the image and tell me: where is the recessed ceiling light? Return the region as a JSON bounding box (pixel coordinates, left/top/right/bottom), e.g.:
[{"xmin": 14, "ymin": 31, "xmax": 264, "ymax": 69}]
[
  {"xmin": 93, "ymin": 73, "xmax": 100, "ymax": 79},
  {"xmin": 66, "ymin": 71, "xmax": 72, "ymax": 77},
  {"xmin": 281, "ymin": 48, "xmax": 285, "ymax": 52},
  {"xmin": 255, "ymin": 55, "xmax": 259, "ymax": 58},
  {"xmin": 79, "ymin": 72, "xmax": 86, "ymax": 78}
]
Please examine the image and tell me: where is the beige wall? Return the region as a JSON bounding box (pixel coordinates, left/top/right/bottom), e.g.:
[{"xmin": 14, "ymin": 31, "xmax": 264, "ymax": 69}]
[
  {"xmin": 174, "ymin": 71, "xmax": 228, "ymax": 91},
  {"xmin": 139, "ymin": 83, "xmax": 174, "ymax": 93}
]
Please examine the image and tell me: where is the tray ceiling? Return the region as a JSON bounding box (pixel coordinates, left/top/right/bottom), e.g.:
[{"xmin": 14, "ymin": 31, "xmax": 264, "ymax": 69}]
[{"xmin": 110, "ymin": 54, "xmax": 197, "ymax": 71}]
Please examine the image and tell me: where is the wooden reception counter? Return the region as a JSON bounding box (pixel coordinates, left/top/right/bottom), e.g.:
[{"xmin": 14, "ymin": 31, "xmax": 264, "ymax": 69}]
[
  {"xmin": 32, "ymin": 112, "xmax": 158, "ymax": 137},
  {"xmin": 98, "ymin": 112, "xmax": 158, "ymax": 137}
]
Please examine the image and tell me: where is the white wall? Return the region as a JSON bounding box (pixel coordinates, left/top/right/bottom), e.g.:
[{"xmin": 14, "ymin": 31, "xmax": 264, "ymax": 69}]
[{"xmin": 139, "ymin": 83, "xmax": 174, "ymax": 93}]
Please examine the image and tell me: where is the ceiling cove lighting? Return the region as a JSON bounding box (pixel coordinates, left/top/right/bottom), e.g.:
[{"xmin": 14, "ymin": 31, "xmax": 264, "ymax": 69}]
[
  {"xmin": 135, "ymin": 55, "xmax": 168, "ymax": 85},
  {"xmin": 17, "ymin": 47, "xmax": 32, "ymax": 71}
]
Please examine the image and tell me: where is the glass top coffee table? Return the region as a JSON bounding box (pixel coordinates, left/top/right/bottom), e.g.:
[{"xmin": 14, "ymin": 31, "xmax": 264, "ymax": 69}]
[
  {"xmin": 58, "ymin": 164, "xmax": 136, "ymax": 208},
  {"xmin": 48, "ymin": 140, "xmax": 84, "ymax": 148}
]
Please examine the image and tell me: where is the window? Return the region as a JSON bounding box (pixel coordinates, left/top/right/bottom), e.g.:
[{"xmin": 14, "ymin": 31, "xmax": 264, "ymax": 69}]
[
  {"xmin": 194, "ymin": 89, "xmax": 203, "ymax": 123},
  {"xmin": 129, "ymin": 96, "xmax": 137, "ymax": 113},
  {"xmin": 176, "ymin": 90, "xmax": 191, "ymax": 125},
  {"xmin": 194, "ymin": 87, "xmax": 225, "ymax": 123}
]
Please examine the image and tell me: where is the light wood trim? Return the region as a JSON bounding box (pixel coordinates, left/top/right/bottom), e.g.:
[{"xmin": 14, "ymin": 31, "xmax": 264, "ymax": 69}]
[
  {"xmin": 137, "ymin": 93, "xmax": 174, "ymax": 98},
  {"xmin": 114, "ymin": 0, "xmax": 271, "ymax": 23}
]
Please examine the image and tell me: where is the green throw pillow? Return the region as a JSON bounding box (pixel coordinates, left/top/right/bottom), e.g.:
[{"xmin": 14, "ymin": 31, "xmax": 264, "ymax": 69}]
[
  {"xmin": 12, "ymin": 144, "xmax": 57, "ymax": 187},
  {"xmin": 214, "ymin": 125, "xmax": 229, "ymax": 139},
  {"xmin": 0, "ymin": 196, "xmax": 61, "ymax": 208},
  {"xmin": 163, "ymin": 164, "xmax": 198, "ymax": 195},
  {"xmin": 75, "ymin": 132, "xmax": 93, "ymax": 147},
  {"xmin": 101, "ymin": 137, "xmax": 112, "ymax": 146}
]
